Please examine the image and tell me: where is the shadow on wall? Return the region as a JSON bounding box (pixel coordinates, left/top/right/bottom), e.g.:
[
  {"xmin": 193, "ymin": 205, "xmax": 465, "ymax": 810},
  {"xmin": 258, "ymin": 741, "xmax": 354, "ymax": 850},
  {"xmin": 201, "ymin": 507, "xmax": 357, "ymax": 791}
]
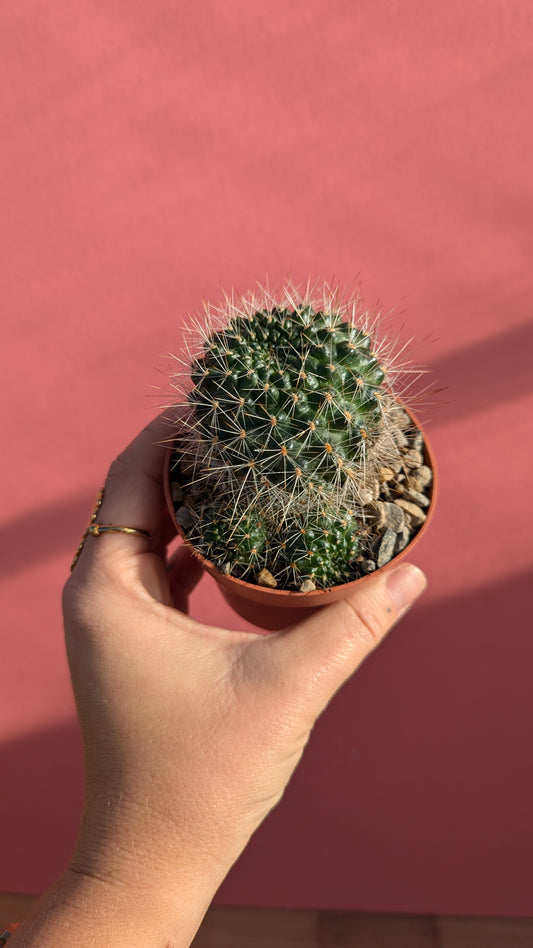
[
  {"xmin": 0, "ymin": 721, "xmax": 84, "ymax": 896},
  {"xmin": 428, "ymin": 316, "xmax": 533, "ymax": 423},
  {"xmin": 0, "ymin": 490, "xmax": 95, "ymax": 580},
  {"xmin": 2, "ymin": 316, "xmax": 532, "ymax": 582},
  {"xmin": 216, "ymin": 567, "xmax": 533, "ymax": 912}
]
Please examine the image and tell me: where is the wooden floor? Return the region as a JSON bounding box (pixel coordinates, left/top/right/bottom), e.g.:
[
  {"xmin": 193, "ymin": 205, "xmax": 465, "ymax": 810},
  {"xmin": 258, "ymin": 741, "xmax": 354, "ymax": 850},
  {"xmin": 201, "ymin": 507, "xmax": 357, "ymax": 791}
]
[{"xmin": 2, "ymin": 893, "xmax": 533, "ymax": 946}]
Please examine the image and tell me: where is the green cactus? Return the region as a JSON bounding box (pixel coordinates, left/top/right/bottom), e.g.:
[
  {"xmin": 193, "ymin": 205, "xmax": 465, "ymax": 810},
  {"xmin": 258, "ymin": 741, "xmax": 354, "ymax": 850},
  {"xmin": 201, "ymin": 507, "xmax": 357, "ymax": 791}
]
[
  {"xmin": 189, "ymin": 504, "xmax": 268, "ymax": 576},
  {"xmin": 170, "ymin": 284, "xmax": 420, "ymax": 590},
  {"xmin": 279, "ymin": 508, "xmax": 361, "ymax": 588},
  {"xmin": 189, "ymin": 306, "xmax": 386, "ymax": 496}
]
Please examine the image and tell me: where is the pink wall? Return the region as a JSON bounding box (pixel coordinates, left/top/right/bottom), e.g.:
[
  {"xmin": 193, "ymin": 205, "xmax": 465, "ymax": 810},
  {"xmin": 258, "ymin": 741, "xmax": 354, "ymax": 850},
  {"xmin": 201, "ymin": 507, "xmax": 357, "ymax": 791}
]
[{"xmin": 2, "ymin": 1, "xmax": 533, "ymax": 914}]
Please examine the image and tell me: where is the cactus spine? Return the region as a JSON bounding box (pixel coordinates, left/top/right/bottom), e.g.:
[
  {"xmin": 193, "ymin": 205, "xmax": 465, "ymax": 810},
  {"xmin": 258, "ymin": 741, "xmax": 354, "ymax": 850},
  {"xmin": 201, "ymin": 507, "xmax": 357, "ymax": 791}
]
[{"xmin": 170, "ymin": 283, "xmax": 419, "ymax": 589}]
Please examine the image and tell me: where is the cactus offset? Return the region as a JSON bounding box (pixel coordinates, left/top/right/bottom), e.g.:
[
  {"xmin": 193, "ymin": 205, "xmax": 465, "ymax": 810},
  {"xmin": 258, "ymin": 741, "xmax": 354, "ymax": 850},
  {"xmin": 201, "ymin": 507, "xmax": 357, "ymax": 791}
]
[
  {"xmin": 169, "ymin": 283, "xmax": 421, "ymax": 589},
  {"xmin": 188, "ymin": 505, "xmax": 268, "ymax": 575},
  {"xmin": 279, "ymin": 508, "xmax": 361, "ymax": 588}
]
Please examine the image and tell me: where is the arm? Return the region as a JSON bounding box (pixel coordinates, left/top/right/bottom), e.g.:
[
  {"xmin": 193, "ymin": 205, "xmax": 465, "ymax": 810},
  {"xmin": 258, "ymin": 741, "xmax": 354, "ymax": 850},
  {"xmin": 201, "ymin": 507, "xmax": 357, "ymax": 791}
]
[{"xmin": 10, "ymin": 416, "xmax": 427, "ymax": 947}]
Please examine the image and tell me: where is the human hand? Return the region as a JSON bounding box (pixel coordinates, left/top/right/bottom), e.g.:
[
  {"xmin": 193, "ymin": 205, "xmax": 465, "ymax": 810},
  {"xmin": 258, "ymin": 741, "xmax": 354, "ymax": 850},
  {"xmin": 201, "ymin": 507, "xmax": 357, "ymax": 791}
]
[{"xmin": 29, "ymin": 414, "xmax": 426, "ymax": 947}]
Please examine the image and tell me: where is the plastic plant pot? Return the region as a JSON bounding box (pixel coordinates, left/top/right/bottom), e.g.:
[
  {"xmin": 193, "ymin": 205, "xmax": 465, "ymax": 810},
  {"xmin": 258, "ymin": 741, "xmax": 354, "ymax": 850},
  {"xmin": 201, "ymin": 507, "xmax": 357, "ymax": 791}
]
[{"xmin": 164, "ymin": 412, "xmax": 436, "ymax": 630}]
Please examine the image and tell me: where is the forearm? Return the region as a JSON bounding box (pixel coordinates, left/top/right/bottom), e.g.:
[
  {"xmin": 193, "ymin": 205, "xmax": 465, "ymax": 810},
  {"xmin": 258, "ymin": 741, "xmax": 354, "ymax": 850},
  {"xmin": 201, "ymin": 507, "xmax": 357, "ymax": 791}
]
[
  {"xmin": 9, "ymin": 798, "xmax": 233, "ymax": 948},
  {"xmin": 9, "ymin": 866, "xmax": 216, "ymax": 948}
]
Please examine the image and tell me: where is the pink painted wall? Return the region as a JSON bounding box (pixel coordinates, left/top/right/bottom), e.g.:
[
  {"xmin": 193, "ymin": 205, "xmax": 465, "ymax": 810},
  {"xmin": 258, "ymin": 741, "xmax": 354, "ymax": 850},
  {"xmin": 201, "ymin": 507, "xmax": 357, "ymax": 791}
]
[{"xmin": 2, "ymin": 1, "xmax": 532, "ymax": 914}]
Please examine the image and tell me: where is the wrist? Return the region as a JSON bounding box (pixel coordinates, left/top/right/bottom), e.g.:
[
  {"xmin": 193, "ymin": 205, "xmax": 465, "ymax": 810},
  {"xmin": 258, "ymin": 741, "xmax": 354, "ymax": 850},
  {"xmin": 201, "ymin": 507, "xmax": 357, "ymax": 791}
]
[
  {"xmin": 72, "ymin": 785, "xmax": 235, "ymax": 894},
  {"xmin": 10, "ymin": 866, "xmax": 212, "ymax": 948},
  {"xmin": 9, "ymin": 792, "xmax": 234, "ymax": 948}
]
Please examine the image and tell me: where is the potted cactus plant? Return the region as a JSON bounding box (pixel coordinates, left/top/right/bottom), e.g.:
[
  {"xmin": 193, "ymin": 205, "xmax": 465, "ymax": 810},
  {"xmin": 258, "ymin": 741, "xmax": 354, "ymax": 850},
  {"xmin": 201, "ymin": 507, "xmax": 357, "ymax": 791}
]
[{"xmin": 165, "ymin": 282, "xmax": 436, "ymax": 628}]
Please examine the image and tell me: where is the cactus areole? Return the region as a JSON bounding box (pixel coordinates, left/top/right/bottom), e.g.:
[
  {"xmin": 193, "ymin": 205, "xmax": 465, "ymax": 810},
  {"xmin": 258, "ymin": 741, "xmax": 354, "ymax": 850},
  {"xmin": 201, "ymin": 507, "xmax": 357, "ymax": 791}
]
[{"xmin": 168, "ymin": 285, "xmax": 434, "ymax": 594}]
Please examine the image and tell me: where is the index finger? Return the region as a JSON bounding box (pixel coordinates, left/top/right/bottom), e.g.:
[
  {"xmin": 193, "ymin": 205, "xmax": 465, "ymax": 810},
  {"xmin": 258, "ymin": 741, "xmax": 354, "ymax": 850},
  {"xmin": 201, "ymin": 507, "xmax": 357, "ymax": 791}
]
[{"xmin": 73, "ymin": 413, "xmax": 176, "ymax": 572}]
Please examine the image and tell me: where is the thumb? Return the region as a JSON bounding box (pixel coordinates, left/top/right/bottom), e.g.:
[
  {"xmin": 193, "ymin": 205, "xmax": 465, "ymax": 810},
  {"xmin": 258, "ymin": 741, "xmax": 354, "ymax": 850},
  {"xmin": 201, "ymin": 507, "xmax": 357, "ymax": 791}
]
[{"xmin": 272, "ymin": 563, "xmax": 427, "ymax": 718}]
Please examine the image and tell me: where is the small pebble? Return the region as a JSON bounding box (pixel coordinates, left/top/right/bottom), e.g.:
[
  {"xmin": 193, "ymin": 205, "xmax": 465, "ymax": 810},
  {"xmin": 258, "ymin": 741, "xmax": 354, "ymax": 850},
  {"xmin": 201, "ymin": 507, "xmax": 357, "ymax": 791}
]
[
  {"xmin": 378, "ymin": 466, "xmax": 396, "ymax": 482},
  {"xmin": 358, "ymin": 487, "xmax": 375, "ymax": 505},
  {"xmin": 392, "ymin": 429, "xmax": 409, "ymax": 450},
  {"xmin": 256, "ymin": 568, "xmax": 278, "ymax": 588},
  {"xmin": 176, "ymin": 506, "xmax": 196, "ymax": 530},
  {"xmin": 406, "ymin": 465, "xmax": 433, "ymax": 492},
  {"xmin": 402, "ymin": 449, "xmax": 424, "ymax": 469},
  {"xmin": 412, "ymin": 431, "xmax": 425, "ymax": 453},
  {"xmin": 393, "ymin": 498, "xmax": 427, "ymax": 526},
  {"xmin": 393, "ymin": 408, "xmax": 412, "ymax": 428},
  {"xmin": 377, "ymin": 528, "xmax": 397, "ymax": 567},
  {"xmin": 395, "ymin": 523, "xmax": 412, "ymax": 553},
  {"xmin": 370, "ymin": 501, "xmax": 405, "ymax": 532},
  {"xmin": 360, "ymin": 559, "xmax": 377, "ymax": 573},
  {"xmin": 375, "ymin": 430, "xmax": 397, "ymax": 455},
  {"xmin": 222, "ymin": 562, "xmax": 232, "ymax": 575},
  {"xmin": 404, "ymin": 486, "xmax": 431, "ymax": 508},
  {"xmin": 299, "ymin": 579, "xmax": 316, "ymax": 592}
]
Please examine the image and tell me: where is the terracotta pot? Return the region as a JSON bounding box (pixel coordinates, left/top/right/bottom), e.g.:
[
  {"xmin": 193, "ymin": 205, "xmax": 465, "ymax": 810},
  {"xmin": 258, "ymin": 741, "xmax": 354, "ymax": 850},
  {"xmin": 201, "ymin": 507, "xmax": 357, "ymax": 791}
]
[{"xmin": 164, "ymin": 414, "xmax": 437, "ymax": 630}]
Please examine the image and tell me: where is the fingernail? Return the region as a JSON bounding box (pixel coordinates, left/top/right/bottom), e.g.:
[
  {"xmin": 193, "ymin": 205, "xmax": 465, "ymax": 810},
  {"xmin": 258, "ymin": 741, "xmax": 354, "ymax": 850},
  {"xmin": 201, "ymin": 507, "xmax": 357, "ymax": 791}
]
[{"xmin": 385, "ymin": 563, "xmax": 427, "ymax": 613}]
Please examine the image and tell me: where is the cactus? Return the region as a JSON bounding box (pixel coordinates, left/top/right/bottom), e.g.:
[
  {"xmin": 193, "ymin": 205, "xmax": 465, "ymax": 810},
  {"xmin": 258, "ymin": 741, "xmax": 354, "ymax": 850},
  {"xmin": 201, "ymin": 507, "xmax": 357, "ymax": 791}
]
[{"xmin": 169, "ymin": 283, "xmax": 425, "ymax": 590}]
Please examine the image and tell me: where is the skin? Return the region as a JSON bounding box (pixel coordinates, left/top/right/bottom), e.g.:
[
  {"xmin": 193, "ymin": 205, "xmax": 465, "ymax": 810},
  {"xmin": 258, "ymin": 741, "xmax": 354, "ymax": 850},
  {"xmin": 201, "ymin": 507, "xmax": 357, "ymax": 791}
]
[{"xmin": 10, "ymin": 415, "xmax": 427, "ymax": 948}]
